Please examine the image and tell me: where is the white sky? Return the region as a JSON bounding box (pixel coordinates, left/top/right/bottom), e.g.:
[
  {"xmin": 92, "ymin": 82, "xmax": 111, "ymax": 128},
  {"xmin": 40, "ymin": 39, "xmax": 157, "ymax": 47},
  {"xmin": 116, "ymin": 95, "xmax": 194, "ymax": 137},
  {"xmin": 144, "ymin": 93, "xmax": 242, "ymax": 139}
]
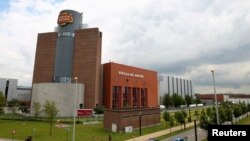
[{"xmin": 0, "ymin": 0, "xmax": 250, "ymax": 94}]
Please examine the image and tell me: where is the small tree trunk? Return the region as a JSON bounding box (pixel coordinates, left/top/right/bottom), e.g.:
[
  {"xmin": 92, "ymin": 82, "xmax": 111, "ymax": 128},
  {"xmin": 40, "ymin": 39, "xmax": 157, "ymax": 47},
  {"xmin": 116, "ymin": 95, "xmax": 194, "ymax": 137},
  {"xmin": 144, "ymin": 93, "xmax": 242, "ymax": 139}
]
[{"xmin": 50, "ymin": 121, "xmax": 52, "ymax": 136}]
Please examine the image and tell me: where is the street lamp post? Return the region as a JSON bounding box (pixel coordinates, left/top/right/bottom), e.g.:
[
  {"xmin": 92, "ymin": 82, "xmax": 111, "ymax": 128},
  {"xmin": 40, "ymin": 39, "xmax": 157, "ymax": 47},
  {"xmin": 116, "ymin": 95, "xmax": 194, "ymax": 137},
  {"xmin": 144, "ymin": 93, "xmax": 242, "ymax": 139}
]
[
  {"xmin": 211, "ymin": 70, "xmax": 220, "ymax": 125},
  {"xmin": 72, "ymin": 77, "xmax": 78, "ymax": 141},
  {"xmin": 139, "ymin": 111, "xmax": 142, "ymax": 136},
  {"xmin": 194, "ymin": 120, "xmax": 198, "ymax": 141}
]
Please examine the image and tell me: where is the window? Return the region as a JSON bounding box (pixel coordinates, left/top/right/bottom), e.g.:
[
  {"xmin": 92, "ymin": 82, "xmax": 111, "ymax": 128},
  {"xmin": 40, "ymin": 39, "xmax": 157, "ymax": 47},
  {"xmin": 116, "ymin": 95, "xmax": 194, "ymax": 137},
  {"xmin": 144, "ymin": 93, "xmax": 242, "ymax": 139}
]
[
  {"xmin": 123, "ymin": 87, "xmax": 129, "ymax": 108},
  {"xmin": 132, "ymin": 87, "xmax": 139, "ymax": 108},
  {"xmin": 141, "ymin": 88, "xmax": 147, "ymax": 108},
  {"xmin": 58, "ymin": 32, "xmax": 75, "ymax": 37},
  {"xmin": 112, "ymin": 86, "xmax": 121, "ymax": 109}
]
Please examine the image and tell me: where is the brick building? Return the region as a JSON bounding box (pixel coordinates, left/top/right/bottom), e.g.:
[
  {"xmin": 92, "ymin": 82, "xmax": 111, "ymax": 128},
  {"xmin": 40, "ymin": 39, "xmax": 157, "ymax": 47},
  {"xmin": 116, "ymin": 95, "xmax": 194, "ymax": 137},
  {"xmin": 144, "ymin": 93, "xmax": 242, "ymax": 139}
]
[
  {"xmin": 102, "ymin": 62, "xmax": 160, "ymax": 132},
  {"xmin": 31, "ymin": 10, "xmax": 159, "ymax": 121},
  {"xmin": 32, "ymin": 10, "xmax": 102, "ymax": 109},
  {"xmin": 102, "ymin": 62, "xmax": 158, "ymax": 109}
]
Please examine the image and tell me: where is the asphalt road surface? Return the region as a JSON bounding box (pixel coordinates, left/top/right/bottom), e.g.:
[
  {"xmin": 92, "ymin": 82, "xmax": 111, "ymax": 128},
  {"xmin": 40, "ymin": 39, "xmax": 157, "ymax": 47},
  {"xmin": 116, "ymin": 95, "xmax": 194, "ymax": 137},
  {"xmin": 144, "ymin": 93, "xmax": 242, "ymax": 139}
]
[{"xmin": 161, "ymin": 127, "xmax": 207, "ymax": 141}]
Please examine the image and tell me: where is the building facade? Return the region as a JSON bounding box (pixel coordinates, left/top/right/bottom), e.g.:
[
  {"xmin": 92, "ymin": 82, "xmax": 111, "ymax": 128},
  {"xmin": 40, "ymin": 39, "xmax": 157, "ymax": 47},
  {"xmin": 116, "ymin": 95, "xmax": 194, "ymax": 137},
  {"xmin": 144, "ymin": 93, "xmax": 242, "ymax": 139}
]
[
  {"xmin": 31, "ymin": 83, "xmax": 84, "ymax": 117},
  {"xmin": 0, "ymin": 78, "xmax": 17, "ymax": 101},
  {"xmin": 158, "ymin": 74, "xmax": 193, "ymax": 104},
  {"xmin": 197, "ymin": 93, "xmax": 250, "ymax": 105},
  {"xmin": 32, "ymin": 10, "xmax": 102, "ymax": 109},
  {"xmin": 103, "ymin": 62, "xmax": 158, "ymax": 109},
  {"xmin": 104, "ymin": 108, "xmax": 160, "ymax": 132},
  {"xmin": 102, "ymin": 62, "xmax": 160, "ymax": 132},
  {"xmin": 0, "ymin": 78, "xmax": 31, "ymax": 105},
  {"xmin": 16, "ymin": 86, "xmax": 32, "ymax": 105}
]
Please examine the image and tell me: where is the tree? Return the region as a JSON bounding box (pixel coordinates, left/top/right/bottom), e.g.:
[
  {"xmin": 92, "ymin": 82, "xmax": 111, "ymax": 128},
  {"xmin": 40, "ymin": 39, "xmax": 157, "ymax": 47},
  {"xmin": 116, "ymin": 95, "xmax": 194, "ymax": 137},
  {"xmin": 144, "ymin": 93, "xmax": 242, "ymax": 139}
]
[
  {"xmin": 163, "ymin": 93, "xmax": 173, "ymax": 108},
  {"xmin": 163, "ymin": 111, "xmax": 170, "ymax": 128},
  {"xmin": 194, "ymin": 95, "xmax": 201, "ymax": 104},
  {"xmin": 185, "ymin": 95, "xmax": 193, "ymax": 122},
  {"xmin": 172, "ymin": 93, "xmax": 185, "ymax": 107},
  {"xmin": 221, "ymin": 101, "xmax": 233, "ymax": 124},
  {"xmin": 43, "ymin": 100, "xmax": 58, "ymax": 136},
  {"xmin": 194, "ymin": 109, "xmax": 200, "ymax": 119},
  {"xmin": 32, "ymin": 102, "xmax": 41, "ymax": 118},
  {"xmin": 0, "ymin": 92, "xmax": 6, "ymax": 107},
  {"xmin": 239, "ymin": 101, "xmax": 248, "ymax": 114},
  {"xmin": 181, "ymin": 109, "xmax": 187, "ymax": 129},
  {"xmin": 174, "ymin": 111, "xmax": 185, "ymax": 130},
  {"xmin": 93, "ymin": 105, "xmax": 105, "ymax": 114},
  {"xmin": 247, "ymin": 103, "xmax": 250, "ymax": 112},
  {"xmin": 209, "ymin": 107, "xmax": 217, "ymax": 124},
  {"xmin": 206, "ymin": 107, "xmax": 212, "ymax": 118},
  {"xmin": 233, "ymin": 104, "xmax": 242, "ymax": 118},
  {"xmin": 169, "ymin": 115, "xmax": 174, "ymax": 134},
  {"xmin": 185, "ymin": 95, "xmax": 194, "ymax": 107},
  {"xmin": 218, "ymin": 106, "xmax": 226, "ymax": 124},
  {"xmin": 200, "ymin": 108, "xmax": 208, "ymax": 130},
  {"xmin": 224, "ymin": 106, "xmax": 233, "ymax": 124},
  {"xmin": 7, "ymin": 99, "xmax": 19, "ymax": 107},
  {"xmin": 0, "ymin": 92, "xmax": 6, "ymax": 114}
]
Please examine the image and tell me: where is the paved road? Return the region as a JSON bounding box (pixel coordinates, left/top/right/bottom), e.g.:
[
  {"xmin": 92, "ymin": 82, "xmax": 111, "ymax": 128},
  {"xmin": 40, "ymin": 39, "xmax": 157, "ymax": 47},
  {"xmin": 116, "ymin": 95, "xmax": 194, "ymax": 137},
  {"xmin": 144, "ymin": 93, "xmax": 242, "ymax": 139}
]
[
  {"xmin": 161, "ymin": 128, "xmax": 207, "ymax": 141},
  {"xmin": 125, "ymin": 122, "xmax": 196, "ymax": 141}
]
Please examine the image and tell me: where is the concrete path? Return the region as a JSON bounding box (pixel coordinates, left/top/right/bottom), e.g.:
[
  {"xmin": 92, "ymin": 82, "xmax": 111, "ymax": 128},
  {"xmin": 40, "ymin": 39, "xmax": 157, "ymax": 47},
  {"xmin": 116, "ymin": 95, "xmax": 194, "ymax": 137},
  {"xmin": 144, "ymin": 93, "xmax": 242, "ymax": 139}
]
[
  {"xmin": 125, "ymin": 121, "xmax": 198, "ymax": 141},
  {"xmin": 0, "ymin": 139, "xmax": 20, "ymax": 141}
]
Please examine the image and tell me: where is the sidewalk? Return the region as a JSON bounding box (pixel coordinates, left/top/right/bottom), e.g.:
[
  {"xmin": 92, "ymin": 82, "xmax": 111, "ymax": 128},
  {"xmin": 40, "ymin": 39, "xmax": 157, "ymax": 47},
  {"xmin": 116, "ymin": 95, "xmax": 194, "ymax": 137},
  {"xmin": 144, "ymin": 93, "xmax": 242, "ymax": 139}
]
[
  {"xmin": 125, "ymin": 121, "xmax": 198, "ymax": 141},
  {"xmin": 0, "ymin": 139, "xmax": 20, "ymax": 141}
]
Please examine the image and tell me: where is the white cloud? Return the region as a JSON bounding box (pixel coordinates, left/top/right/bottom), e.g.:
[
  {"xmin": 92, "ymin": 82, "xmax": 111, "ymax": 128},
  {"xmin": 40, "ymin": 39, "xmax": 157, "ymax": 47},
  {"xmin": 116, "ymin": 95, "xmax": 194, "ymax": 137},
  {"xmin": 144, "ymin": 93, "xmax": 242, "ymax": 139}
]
[{"xmin": 0, "ymin": 0, "xmax": 250, "ymax": 94}]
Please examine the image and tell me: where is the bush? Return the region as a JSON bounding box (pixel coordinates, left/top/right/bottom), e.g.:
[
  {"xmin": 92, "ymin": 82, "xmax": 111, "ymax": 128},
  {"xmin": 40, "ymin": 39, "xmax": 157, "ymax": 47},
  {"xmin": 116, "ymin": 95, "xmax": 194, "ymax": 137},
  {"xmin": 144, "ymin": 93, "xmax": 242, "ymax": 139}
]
[
  {"xmin": 93, "ymin": 105, "xmax": 105, "ymax": 114},
  {"xmin": 0, "ymin": 107, "xmax": 3, "ymax": 114}
]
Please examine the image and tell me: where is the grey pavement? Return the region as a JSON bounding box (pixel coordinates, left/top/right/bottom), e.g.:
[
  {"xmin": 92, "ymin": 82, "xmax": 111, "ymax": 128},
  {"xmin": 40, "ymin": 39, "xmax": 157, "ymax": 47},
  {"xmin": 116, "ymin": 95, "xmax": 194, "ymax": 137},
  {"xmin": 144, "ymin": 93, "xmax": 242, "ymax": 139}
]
[
  {"xmin": 161, "ymin": 128, "xmax": 207, "ymax": 141},
  {"xmin": 125, "ymin": 121, "xmax": 198, "ymax": 141},
  {"xmin": 0, "ymin": 139, "xmax": 20, "ymax": 141}
]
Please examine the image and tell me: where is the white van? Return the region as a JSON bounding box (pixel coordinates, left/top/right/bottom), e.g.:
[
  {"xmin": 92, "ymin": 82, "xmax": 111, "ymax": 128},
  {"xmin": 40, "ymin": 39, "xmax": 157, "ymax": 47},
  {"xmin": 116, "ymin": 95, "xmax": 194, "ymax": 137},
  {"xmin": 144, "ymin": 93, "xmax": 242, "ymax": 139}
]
[{"xmin": 160, "ymin": 105, "xmax": 165, "ymax": 110}]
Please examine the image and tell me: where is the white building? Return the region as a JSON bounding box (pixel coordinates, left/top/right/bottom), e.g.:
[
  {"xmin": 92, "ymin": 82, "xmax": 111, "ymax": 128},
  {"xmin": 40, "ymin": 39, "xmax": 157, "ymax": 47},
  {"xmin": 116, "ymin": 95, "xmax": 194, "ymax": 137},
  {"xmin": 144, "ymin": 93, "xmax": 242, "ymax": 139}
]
[
  {"xmin": 224, "ymin": 94, "xmax": 250, "ymax": 104},
  {"xmin": 158, "ymin": 74, "xmax": 193, "ymax": 104},
  {"xmin": 0, "ymin": 78, "xmax": 31, "ymax": 104},
  {"xmin": 30, "ymin": 83, "xmax": 84, "ymax": 117}
]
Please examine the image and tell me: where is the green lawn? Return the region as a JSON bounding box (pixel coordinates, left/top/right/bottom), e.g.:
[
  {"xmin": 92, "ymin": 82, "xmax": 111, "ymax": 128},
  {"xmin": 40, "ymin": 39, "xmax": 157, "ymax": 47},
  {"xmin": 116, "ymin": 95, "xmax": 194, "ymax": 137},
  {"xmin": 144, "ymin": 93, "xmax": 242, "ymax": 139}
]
[
  {"xmin": 0, "ymin": 115, "xmax": 195, "ymax": 141},
  {"xmin": 0, "ymin": 119, "xmax": 128, "ymax": 141},
  {"xmin": 0, "ymin": 118, "xmax": 176, "ymax": 141},
  {"xmin": 0, "ymin": 108, "xmax": 205, "ymax": 141},
  {"xmin": 236, "ymin": 115, "xmax": 250, "ymax": 124}
]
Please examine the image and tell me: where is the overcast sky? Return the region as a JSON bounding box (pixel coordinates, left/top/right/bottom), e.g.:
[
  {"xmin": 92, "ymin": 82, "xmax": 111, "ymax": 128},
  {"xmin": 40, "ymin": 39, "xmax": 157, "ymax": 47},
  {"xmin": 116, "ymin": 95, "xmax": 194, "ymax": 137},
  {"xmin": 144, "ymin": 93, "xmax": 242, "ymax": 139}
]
[{"xmin": 0, "ymin": 0, "xmax": 250, "ymax": 94}]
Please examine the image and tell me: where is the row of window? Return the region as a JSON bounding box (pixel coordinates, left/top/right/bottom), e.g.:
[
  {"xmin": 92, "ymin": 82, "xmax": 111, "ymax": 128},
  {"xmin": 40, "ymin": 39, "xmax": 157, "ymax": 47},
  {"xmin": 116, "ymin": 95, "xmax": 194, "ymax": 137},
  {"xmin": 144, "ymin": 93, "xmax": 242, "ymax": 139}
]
[
  {"xmin": 17, "ymin": 93, "xmax": 30, "ymax": 97},
  {"xmin": 58, "ymin": 32, "xmax": 75, "ymax": 37},
  {"xmin": 112, "ymin": 86, "xmax": 148, "ymax": 109}
]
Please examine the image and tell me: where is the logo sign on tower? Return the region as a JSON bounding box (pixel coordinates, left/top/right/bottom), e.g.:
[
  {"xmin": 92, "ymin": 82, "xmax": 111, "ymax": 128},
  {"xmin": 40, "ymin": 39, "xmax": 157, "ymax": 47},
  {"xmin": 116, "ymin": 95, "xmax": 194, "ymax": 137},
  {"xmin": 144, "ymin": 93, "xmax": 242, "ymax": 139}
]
[{"xmin": 57, "ymin": 11, "xmax": 73, "ymax": 26}]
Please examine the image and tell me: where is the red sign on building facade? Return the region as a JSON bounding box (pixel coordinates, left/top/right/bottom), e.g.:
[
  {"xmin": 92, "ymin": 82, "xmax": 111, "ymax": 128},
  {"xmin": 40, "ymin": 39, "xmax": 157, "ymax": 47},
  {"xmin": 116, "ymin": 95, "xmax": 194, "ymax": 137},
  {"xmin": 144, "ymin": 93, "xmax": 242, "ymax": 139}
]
[{"xmin": 77, "ymin": 109, "xmax": 93, "ymax": 116}]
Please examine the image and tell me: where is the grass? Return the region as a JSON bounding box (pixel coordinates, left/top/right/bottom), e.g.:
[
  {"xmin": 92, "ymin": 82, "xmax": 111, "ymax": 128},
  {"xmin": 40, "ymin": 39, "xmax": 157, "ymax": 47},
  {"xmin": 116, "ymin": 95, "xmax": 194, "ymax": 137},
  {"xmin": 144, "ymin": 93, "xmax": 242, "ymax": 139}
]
[
  {"xmin": 0, "ymin": 119, "xmax": 128, "ymax": 141},
  {"xmin": 236, "ymin": 115, "xmax": 250, "ymax": 125},
  {"xmin": 199, "ymin": 116, "xmax": 250, "ymax": 141},
  {"xmin": 0, "ymin": 108, "xmax": 206, "ymax": 141},
  {"xmin": 0, "ymin": 115, "xmax": 196, "ymax": 141},
  {"xmin": 0, "ymin": 118, "xmax": 185, "ymax": 141}
]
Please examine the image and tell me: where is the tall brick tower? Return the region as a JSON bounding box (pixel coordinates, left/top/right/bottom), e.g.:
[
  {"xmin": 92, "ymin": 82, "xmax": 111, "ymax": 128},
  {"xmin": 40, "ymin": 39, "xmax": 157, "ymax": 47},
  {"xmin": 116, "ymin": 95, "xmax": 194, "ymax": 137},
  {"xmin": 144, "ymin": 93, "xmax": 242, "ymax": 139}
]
[{"xmin": 32, "ymin": 9, "xmax": 102, "ymax": 108}]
